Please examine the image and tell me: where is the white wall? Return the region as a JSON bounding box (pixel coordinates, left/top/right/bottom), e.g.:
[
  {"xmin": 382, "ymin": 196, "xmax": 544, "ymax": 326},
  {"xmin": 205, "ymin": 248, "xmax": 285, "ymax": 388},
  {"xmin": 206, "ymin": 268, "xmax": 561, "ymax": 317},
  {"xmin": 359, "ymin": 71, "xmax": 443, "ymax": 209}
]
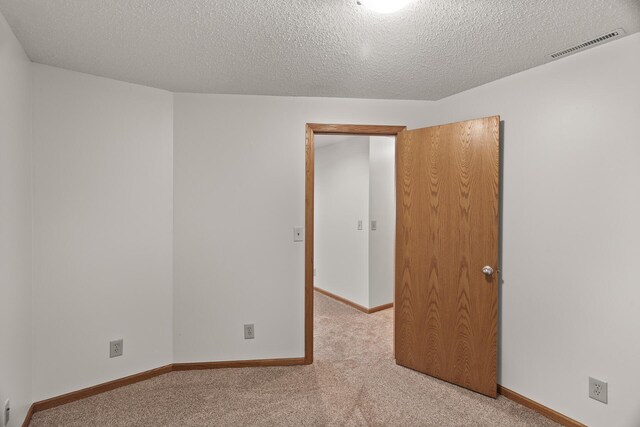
[
  {"xmin": 0, "ymin": 12, "xmax": 33, "ymax": 427},
  {"xmin": 314, "ymin": 137, "xmax": 370, "ymax": 308},
  {"xmin": 368, "ymin": 136, "xmax": 395, "ymax": 308},
  {"xmin": 31, "ymin": 65, "xmax": 174, "ymax": 401},
  {"xmin": 433, "ymin": 33, "xmax": 640, "ymax": 427},
  {"xmin": 173, "ymin": 94, "xmax": 436, "ymax": 362}
]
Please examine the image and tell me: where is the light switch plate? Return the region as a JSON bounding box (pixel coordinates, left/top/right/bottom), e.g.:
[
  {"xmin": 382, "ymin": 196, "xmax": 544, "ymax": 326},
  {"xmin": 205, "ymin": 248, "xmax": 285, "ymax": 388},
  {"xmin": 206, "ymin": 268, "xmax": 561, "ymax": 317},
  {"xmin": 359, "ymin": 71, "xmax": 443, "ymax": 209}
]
[
  {"xmin": 371, "ymin": 220, "xmax": 377, "ymax": 231},
  {"xmin": 293, "ymin": 227, "xmax": 304, "ymax": 242},
  {"xmin": 357, "ymin": 220, "xmax": 363, "ymax": 230}
]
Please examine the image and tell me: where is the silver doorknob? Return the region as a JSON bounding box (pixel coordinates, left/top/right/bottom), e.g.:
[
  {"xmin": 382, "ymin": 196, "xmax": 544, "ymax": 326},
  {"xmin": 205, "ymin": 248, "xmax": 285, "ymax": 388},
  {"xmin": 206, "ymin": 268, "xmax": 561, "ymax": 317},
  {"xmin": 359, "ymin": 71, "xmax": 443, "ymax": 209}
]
[{"xmin": 482, "ymin": 266, "xmax": 494, "ymax": 276}]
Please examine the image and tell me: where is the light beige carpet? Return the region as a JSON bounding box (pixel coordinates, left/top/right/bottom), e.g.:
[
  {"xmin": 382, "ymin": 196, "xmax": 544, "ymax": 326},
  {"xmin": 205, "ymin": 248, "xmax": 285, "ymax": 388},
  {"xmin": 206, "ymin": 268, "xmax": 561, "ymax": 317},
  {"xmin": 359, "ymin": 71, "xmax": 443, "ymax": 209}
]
[{"xmin": 31, "ymin": 292, "xmax": 557, "ymax": 426}]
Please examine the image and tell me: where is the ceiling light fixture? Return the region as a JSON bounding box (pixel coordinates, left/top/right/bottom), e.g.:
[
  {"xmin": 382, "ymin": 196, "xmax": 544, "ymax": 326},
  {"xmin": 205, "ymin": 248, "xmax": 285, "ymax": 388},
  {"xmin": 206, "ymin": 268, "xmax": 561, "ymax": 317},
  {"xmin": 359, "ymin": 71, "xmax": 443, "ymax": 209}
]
[{"xmin": 357, "ymin": 0, "xmax": 413, "ymax": 14}]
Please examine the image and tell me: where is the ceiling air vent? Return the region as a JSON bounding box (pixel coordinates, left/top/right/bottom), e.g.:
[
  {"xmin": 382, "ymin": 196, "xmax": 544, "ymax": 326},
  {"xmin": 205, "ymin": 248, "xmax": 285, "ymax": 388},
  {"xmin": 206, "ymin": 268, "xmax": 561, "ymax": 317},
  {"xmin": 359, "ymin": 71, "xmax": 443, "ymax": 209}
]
[{"xmin": 549, "ymin": 29, "xmax": 625, "ymax": 59}]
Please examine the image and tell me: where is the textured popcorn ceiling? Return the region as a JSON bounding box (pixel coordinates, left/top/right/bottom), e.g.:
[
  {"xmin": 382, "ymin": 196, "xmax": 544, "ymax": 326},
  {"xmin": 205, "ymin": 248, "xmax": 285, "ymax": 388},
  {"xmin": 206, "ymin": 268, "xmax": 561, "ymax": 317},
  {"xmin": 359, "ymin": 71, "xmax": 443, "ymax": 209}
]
[{"xmin": 1, "ymin": 0, "xmax": 638, "ymax": 100}]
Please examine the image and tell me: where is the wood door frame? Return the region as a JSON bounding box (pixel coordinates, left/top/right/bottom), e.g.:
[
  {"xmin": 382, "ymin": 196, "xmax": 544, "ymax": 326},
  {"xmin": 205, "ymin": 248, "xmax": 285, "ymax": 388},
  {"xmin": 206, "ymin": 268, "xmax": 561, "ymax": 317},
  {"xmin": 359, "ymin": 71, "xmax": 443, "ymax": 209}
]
[{"xmin": 304, "ymin": 123, "xmax": 406, "ymax": 364}]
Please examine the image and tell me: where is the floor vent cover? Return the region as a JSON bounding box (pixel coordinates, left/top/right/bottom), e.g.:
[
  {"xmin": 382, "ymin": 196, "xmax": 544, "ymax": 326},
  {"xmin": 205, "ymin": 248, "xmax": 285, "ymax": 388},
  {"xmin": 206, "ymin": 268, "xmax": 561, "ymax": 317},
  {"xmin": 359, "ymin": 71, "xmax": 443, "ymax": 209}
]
[{"xmin": 550, "ymin": 29, "xmax": 625, "ymax": 59}]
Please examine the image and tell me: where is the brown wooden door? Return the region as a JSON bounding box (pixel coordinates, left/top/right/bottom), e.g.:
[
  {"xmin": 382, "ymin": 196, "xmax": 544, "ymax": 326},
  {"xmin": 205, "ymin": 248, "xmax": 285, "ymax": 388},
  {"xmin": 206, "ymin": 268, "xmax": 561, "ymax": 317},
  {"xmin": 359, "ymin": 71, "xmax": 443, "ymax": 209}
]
[{"xmin": 395, "ymin": 116, "xmax": 500, "ymax": 398}]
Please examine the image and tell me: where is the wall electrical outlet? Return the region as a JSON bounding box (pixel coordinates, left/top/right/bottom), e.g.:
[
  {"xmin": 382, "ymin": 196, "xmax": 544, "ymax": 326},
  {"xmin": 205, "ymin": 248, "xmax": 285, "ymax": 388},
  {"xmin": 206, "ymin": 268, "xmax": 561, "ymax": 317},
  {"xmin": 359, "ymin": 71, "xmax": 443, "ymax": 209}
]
[
  {"xmin": 371, "ymin": 220, "xmax": 377, "ymax": 231},
  {"xmin": 589, "ymin": 377, "xmax": 608, "ymax": 404},
  {"xmin": 4, "ymin": 399, "xmax": 9, "ymax": 427},
  {"xmin": 244, "ymin": 324, "xmax": 255, "ymax": 339},
  {"xmin": 357, "ymin": 220, "xmax": 363, "ymax": 230},
  {"xmin": 110, "ymin": 339, "xmax": 124, "ymax": 358}
]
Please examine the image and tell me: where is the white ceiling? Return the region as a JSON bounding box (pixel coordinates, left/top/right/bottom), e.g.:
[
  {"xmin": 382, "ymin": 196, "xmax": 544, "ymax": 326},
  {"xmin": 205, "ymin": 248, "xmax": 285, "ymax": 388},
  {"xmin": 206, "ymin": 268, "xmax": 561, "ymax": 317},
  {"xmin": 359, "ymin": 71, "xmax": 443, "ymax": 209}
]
[
  {"xmin": 1, "ymin": 0, "xmax": 638, "ymax": 100},
  {"xmin": 315, "ymin": 135, "xmax": 370, "ymax": 149}
]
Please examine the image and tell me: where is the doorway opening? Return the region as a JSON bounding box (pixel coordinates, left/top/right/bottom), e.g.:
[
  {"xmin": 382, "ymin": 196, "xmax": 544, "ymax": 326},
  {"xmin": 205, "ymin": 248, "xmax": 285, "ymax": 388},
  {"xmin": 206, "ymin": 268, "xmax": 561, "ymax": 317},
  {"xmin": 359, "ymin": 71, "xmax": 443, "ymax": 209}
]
[
  {"xmin": 313, "ymin": 133, "xmax": 396, "ymax": 314},
  {"xmin": 304, "ymin": 124, "xmax": 406, "ymax": 364}
]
